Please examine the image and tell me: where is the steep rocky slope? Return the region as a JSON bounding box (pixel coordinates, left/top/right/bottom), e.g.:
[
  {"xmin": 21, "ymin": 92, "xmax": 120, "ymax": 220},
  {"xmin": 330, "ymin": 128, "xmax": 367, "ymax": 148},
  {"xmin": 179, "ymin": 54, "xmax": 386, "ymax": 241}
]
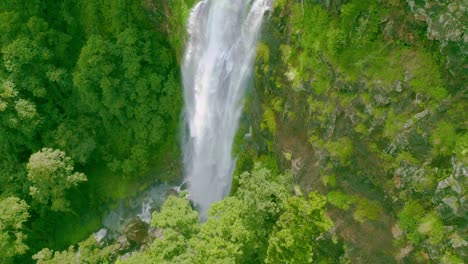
[{"xmin": 241, "ymin": 0, "xmax": 466, "ymax": 262}]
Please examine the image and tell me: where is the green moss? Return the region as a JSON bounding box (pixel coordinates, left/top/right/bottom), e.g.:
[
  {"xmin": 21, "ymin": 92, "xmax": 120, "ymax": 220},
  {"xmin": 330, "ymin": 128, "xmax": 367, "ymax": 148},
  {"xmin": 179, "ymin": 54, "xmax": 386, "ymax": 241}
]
[
  {"xmin": 353, "ymin": 197, "xmax": 382, "ymax": 223},
  {"xmin": 324, "ymin": 137, "xmax": 353, "ymax": 166},
  {"xmin": 417, "ymin": 212, "xmax": 445, "ymax": 244},
  {"xmin": 256, "ymin": 42, "xmax": 270, "ymax": 73},
  {"xmin": 354, "ymin": 123, "xmax": 368, "ymax": 135},
  {"xmin": 255, "ymin": 155, "xmax": 280, "ymax": 176},
  {"xmin": 441, "ymin": 251, "xmax": 465, "ymax": 264},
  {"xmin": 327, "ymin": 191, "xmax": 351, "ymax": 210},
  {"xmin": 397, "ymin": 201, "xmax": 425, "ymax": 244},
  {"xmin": 405, "ymin": 50, "xmax": 448, "ymax": 103},
  {"xmin": 321, "ymin": 174, "xmax": 337, "ymax": 187},
  {"xmin": 261, "ymin": 105, "xmax": 277, "ymax": 136},
  {"xmin": 396, "ymin": 151, "xmax": 418, "ymax": 164},
  {"xmin": 384, "ymin": 110, "xmax": 408, "ymax": 139},
  {"xmin": 257, "ymin": 42, "xmax": 270, "ymax": 64},
  {"xmin": 431, "ymin": 121, "xmax": 457, "ymax": 156},
  {"xmin": 271, "ymin": 97, "xmax": 284, "ymax": 113},
  {"xmin": 454, "ymin": 133, "xmax": 468, "ymax": 163}
]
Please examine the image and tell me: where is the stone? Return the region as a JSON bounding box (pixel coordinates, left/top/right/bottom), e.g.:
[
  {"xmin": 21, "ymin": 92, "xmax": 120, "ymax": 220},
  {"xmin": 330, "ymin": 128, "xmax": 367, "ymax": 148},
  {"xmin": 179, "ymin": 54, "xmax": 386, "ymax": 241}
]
[
  {"xmin": 123, "ymin": 217, "xmax": 149, "ymax": 245},
  {"xmin": 165, "ymin": 188, "xmax": 178, "ymax": 198},
  {"xmin": 292, "ymin": 157, "xmax": 304, "ymax": 179},
  {"xmin": 94, "ymin": 228, "xmax": 107, "ymax": 245},
  {"xmin": 405, "ymin": 0, "xmax": 466, "ymax": 77},
  {"xmin": 373, "ymin": 93, "xmax": 391, "ymax": 106},
  {"xmin": 116, "ymin": 235, "xmax": 130, "ymax": 251},
  {"xmin": 450, "ymin": 233, "xmax": 467, "ymax": 249},
  {"xmin": 437, "ymin": 176, "xmax": 462, "ymax": 195},
  {"xmin": 391, "ymin": 224, "xmax": 403, "ymax": 239},
  {"xmin": 413, "ymin": 110, "xmax": 429, "ymax": 121},
  {"xmin": 441, "ymin": 197, "xmax": 459, "ymax": 214},
  {"xmin": 392, "ymin": 80, "xmax": 403, "ymax": 92},
  {"xmin": 397, "ymin": 244, "xmax": 413, "ymax": 261}
]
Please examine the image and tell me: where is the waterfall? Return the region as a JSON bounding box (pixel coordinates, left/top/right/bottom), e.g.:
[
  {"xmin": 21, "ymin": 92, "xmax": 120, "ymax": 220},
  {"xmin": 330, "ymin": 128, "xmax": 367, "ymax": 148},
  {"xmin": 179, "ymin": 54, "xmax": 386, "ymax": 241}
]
[{"xmin": 182, "ymin": 0, "xmax": 272, "ymax": 217}]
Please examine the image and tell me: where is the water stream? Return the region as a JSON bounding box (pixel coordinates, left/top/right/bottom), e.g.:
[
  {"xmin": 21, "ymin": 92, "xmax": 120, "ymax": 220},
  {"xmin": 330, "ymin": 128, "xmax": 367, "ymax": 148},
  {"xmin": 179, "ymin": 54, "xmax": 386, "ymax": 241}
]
[
  {"xmin": 182, "ymin": 0, "xmax": 273, "ymax": 217},
  {"xmin": 97, "ymin": 183, "xmax": 172, "ymax": 240}
]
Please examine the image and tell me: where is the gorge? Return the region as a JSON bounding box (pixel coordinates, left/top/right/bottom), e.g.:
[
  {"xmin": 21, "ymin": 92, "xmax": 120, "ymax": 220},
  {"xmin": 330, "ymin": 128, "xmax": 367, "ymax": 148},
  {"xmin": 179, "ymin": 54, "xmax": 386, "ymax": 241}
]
[{"xmin": 0, "ymin": 0, "xmax": 465, "ymax": 263}]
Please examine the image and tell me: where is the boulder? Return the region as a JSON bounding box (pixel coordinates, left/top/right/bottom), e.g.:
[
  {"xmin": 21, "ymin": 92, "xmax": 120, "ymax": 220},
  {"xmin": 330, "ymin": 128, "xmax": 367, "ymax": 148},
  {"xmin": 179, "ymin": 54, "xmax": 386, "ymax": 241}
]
[
  {"xmin": 116, "ymin": 235, "xmax": 130, "ymax": 251},
  {"xmin": 165, "ymin": 188, "xmax": 178, "ymax": 198},
  {"xmin": 124, "ymin": 217, "xmax": 149, "ymax": 245}
]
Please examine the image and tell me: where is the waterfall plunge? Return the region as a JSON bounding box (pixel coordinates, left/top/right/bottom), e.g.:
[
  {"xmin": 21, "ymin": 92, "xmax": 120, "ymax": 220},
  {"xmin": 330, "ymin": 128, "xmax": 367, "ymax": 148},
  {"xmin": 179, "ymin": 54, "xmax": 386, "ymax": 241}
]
[{"xmin": 182, "ymin": 0, "xmax": 272, "ymax": 217}]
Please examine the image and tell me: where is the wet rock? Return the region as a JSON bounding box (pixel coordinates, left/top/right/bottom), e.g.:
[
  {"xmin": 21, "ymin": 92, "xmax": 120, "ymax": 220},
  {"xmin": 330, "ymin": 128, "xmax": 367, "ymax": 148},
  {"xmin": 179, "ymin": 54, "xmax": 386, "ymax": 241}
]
[
  {"xmin": 116, "ymin": 235, "xmax": 130, "ymax": 251},
  {"xmin": 434, "ymin": 158, "xmax": 467, "ymax": 217},
  {"xmin": 325, "ymin": 112, "xmax": 337, "ymax": 137},
  {"xmin": 165, "ymin": 188, "xmax": 178, "ymax": 198},
  {"xmin": 450, "ymin": 233, "xmax": 467, "ymax": 249},
  {"xmin": 441, "ymin": 197, "xmax": 459, "ymax": 214},
  {"xmin": 94, "ymin": 228, "xmax": 107, "ymax": 245},
  {"xmin": 364, "ymin": 103, "xmax": 374, "ymax": 116},
  {"xmin": 406, "ymin": 0, "xmax": 465, "ymax": 42},
  {"xmin": 404, "ymin": 70, "xmax": 413, "ymax": 84},
  {"xmin": 437, "ymin": 175, "xmax": 463, "ymax": 195},
  {"xmin": 124, "ymin": 217, "xmax": 149, "ymax": 245},
  {"xmin": 334, "ymin": 79, "xmax": 354, "ymax": 92},
  {"xmin": 392, "ymin": 80, "xmax": 403, "ymax": 93},
  {"xmin": 373, "ymin": 93, "xmax": 391, "ymax": 106},
  {"xmin": 402, "ymin": 119, "xmax": 414, "ymax": 130},
  {"xmin": 385, "ymin": 132, "xmax": 411, "ymax": 155},
  {"xmin": 406, "ymin": 0, "xmax": 466, "ymax": 77},
  {"xmin": 413, "ymin": 110, "xmax": 429, "ymax": 121},
  {"xmin": 292, "ymin": 157, "xmax": 304, "ymax": 180},
  {"xmin": 397, "ymin": 244, "xmax": 413, "ymax": 261},
  {"xmin": 414, "ymin": 93, "xmax": 427, "ymax": 105},
  {"xmin": 392, "ymin": 225, "xmax": 403, "ymax": 239}
]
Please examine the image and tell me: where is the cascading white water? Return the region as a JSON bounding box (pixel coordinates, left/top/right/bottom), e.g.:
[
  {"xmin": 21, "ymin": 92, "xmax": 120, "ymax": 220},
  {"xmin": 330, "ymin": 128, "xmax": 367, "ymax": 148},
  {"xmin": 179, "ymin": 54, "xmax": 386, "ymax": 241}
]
[{"xmin": 182, "ymin": 0, "xmax": 273, "ymax": 217}]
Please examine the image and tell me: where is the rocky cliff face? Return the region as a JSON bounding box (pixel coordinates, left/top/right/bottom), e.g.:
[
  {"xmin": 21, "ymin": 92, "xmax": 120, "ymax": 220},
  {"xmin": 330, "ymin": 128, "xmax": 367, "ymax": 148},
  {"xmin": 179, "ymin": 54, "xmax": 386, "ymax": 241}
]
[
  {"xmin": 241, "ymin": 0, "xmax": 466, "ymax": 263},
  {"xmin": 406, "ymin": 0, "xmax": 466, "ymax": 79}
]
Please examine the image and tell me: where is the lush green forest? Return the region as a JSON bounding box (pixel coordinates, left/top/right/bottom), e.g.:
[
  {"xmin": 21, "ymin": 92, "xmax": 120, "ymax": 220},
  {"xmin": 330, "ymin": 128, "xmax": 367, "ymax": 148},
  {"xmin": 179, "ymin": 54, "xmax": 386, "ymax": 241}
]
[
  {"xmin": 0, "ymin": 0, "xmax": 466, "ymax": 263},
  {"xmin": 0, "ymin": 0, "xmax": 193, "ymax": 262}
]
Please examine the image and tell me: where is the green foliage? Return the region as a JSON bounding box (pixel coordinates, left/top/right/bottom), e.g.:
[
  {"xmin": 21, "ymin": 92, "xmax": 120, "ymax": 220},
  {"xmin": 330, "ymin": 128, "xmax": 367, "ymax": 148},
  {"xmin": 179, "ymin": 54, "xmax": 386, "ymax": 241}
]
[
  {"xmin": 27, "ymin": 148, "xmax": 87, "ymax": 212},
  {"xmin": 122, "ymin": 164, "xmax": 342, "ymax": 263},
  {"xmin": 265, "ymin": 192, "xmax": 333, "ymax": 264},
  {"xmin": 0, "ymin": 197, "xmax": 29, "ymax": 259},
  {"xmin": 120, "ymin": 195, "xmax": 198, "ymax": 263},
  {"xmin": 397, "ymin": 201, "xmax": 425, "ymax": 244},
  {"xmin": 151, "ymin": 195, "xmax": 199, "ymax": 238},
  {"xmin": 352, "ymin": 197, "xmax": 382, "ymax": 223},
  {"xmin": 0, "ymin": 2, "xmax": 186, "ymax": 257},
  {"xmin": 431, "ymin": 121, "xmax": 457, "ymax": 156},
  {"xmin": 73, "ymin": 28, "xmax": 180, "ymax": 176},
  {"xmin": 340, "ymin": 1, "xmax": 379, "ymax": 48},
  {"xmin": 196, "ymin": 164, "xmax": 290, "ymax": 263},
  {"xmin": 405, "ymin": 50, "xmax": 448, "ymax": 102},
  {"xmin": 261, "ymin": 105, "xmax": 277, "ymax": 136},
  {"xmin": 321, "ymin": 174, "xmax": 337, "ymax": 187},
  {"xmin": 417, "ymin": 212, "xmax": 444, "ymax": 244},
  {"xmin": 441, "ymin": 251, "xmax": 464, "ymax": 264},
  {"xmin": 260, "ymin": 0, "xmax": 464, "ymax": 262},
  {"xmin": 327, "ymin": 191, "xmax": 351, "ymax": 210},
  {"xmin": 324, "ymin": 137, "xmax": 354, "ymax": 166},
  {"xmin": 453, "ymin": 133, "xmax": 468, "ymax": 162},
  {"xmin": 0, "ymin": 0, "xmax": 462, "ymax": 263},
  {"xmin": 33, "ymin": 236, "xmax": 118, "ymax": 264},
  {"xmin": 152, "ymin": 0, "xmax": 196, "ymax": 59},
  {"xmin": 256, "ymin": 42, "xmax": 270, "ymax": 73}
]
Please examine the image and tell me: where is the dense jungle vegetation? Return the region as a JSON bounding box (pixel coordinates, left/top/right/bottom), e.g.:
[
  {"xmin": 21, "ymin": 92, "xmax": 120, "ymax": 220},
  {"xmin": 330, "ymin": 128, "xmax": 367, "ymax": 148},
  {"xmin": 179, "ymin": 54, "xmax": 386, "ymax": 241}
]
[{"xmin": 0, "ymin": 0, "xmax": 466, "ymax": 263}]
